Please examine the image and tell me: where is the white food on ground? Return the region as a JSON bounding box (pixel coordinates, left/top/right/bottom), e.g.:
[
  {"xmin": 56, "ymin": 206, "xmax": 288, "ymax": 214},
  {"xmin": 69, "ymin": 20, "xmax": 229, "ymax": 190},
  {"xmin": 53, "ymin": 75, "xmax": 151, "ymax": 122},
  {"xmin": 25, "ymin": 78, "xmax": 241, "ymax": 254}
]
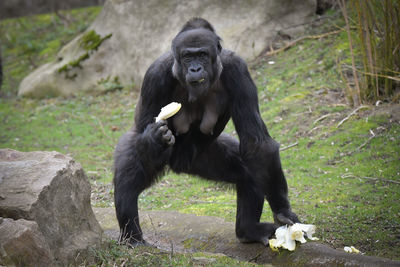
[
  {"xmin": 155, "ymin": 102, "xmax": 182, "ymax": 122},
  {"xmin": 344, "ymin": 246, "xmax": 361, "ymax": 253},
  {"xmin": 269, "ymin": 223, "xmax": 319, "ymax": 251}
]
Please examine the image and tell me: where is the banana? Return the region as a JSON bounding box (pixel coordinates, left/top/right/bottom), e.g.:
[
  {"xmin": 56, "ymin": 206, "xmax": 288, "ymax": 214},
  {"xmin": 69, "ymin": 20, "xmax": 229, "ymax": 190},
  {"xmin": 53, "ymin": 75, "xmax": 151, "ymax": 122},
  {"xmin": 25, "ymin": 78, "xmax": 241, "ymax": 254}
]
[
  {"xmin": 155, "ymin": 102, "xmax": 182, "ymax": 122},
  {"xmin": 268, "ymin": 223, "xmax": 318, "ymax": 251}
]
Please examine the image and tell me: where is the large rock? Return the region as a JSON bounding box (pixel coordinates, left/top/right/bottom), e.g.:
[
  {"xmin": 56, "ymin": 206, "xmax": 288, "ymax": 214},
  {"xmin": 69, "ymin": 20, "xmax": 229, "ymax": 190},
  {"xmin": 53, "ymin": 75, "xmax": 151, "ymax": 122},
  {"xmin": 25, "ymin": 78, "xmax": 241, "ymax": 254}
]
[
  {"xmin": 0, "ymin": 149, "xmax": 102, "ymax": 266},
  {"xmin": 0, "ymin": 218, "xmax": 53, "ymax": 266},
  {"xmin": 94, "ymin": 208, "xmax": 400, "ymax": 266},
  {"xmin": 18, "ymin": 0, "xmax": 317, "ymax": 98}
]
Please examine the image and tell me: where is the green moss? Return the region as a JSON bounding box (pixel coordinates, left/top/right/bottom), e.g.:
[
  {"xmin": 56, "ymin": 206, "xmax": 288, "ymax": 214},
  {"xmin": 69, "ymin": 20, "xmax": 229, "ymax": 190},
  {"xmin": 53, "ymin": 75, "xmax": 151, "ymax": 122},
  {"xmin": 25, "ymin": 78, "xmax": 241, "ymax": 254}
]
[
  {"xmin": 79, "ymin": 30, "xmax": 112, "ymax": 51},
  {"xmin": 69, "ymin": 52, "xmax": 90, "ymax": 68},
  {"xmin": 0, "ymin": 6, "xmax": 102, "ymax": 96},
  {"xmin": 57, "ymin": 30, "xmax": 112, "ymax": 79},
  {"xmin": 97, "ymin": 76, "xmax": 124, "ymax": 92}
]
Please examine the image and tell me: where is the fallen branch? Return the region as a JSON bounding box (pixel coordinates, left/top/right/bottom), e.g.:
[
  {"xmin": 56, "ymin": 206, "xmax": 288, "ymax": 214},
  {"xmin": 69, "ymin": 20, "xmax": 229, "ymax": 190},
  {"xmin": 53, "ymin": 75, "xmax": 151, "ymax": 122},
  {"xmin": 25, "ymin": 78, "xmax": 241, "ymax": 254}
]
[
  {"xmin": 343, "ymin": 64, "xmax": 400, "ymax": 82},
  {"xmin": 265, "ymin": 29, "xmax": 343, "ymax": 57},
  {"xmin": 313, "ymin": 113, "xmax": 339, "ymax": 125},
  {"xmin": 341, "ymin": 174, "xmax": 400, "ymax": 185},
  {"xmin": 280, "ymin": 142, "xmax": 298, "ymax": 151},
  {"xmin": 343, "ymin": 127, "xmax": 385, "ymax": 156},
  {"xmin": 308, "ymin": 125, "xmax": 323, "ymax": 135},
  {"xmin": 356, "ymin": 129, "xmax": 376, "ymax": 151},
  {"xmin": 337, "ymin": 105, "xmax": 369, "ymax": 128}
]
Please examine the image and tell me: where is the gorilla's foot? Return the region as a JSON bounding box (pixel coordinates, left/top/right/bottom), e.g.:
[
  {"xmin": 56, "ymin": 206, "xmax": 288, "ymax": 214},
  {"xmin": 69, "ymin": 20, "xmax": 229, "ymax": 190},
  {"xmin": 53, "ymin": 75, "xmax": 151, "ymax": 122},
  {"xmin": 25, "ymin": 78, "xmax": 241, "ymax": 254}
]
[
  {"xmin": 120, "ymin": 238, "xmax": 154, "ymax": 248},
  {"xmin": 273, "ymin": 209, "xmax": 300, "ymax": 226},
  {"xmin": 236, "ymin": 222, "xmax": 277, "ymax": 246}
]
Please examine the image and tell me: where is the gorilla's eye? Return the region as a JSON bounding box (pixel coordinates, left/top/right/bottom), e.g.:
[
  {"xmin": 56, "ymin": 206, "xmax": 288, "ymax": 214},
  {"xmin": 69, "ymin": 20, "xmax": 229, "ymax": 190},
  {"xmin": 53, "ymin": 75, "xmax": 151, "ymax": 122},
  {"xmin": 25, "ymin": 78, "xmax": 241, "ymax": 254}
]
[
  {"xmin": 182, "ymin": 56, "xmax": 192, "ymax": 64},
  {"xmin": 199, "ymin": 51, "xmax": 208, "ymax": 58}
]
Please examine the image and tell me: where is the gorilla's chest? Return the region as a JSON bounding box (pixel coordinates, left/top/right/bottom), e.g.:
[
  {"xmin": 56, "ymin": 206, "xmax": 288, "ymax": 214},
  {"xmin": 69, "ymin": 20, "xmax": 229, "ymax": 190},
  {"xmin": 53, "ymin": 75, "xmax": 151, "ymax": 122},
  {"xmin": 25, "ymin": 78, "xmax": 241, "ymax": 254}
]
[{"xmin": 172, "ymin": 89, "xmax": 227, "ymax": 136}]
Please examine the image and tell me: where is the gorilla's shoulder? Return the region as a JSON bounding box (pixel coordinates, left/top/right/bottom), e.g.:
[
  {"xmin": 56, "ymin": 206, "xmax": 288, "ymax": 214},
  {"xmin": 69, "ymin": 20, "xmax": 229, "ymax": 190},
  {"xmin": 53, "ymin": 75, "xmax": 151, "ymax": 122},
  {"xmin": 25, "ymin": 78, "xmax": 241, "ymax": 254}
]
[
  {"xmin": 144, "ymin": 51, "xmax": 175, "ymax": 83},
  {"xmin": 220, "ymin": 49, "xmax": 248, "ymax": 70},
  {"xmin": 148, "ymin": 51, "xmax": 174, "ymax": 72}
]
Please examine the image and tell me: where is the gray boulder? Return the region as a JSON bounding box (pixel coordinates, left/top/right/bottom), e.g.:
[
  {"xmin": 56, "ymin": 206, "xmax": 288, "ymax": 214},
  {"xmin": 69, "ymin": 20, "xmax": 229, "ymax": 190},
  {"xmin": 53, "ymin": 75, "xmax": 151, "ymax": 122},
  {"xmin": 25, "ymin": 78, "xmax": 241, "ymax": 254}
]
[
  {"xmin": 0, "ymin": 149, "xmax": 102, "ymax": 266},
  {"xmin": 0, "ymin": 218, "xmax": 53, "ymax": 266},
  {"xmin": 18, "ymin": 0, "xmax": 317, "ymax": 98}
]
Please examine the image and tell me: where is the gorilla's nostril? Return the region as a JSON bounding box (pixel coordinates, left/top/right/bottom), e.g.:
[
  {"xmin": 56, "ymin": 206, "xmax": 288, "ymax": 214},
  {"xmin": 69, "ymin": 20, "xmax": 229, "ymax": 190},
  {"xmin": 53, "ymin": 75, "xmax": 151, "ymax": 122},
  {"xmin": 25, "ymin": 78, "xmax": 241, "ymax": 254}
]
[{"xmin": 190, "ymin": 66, "xmax": 202, "ymax": 73}]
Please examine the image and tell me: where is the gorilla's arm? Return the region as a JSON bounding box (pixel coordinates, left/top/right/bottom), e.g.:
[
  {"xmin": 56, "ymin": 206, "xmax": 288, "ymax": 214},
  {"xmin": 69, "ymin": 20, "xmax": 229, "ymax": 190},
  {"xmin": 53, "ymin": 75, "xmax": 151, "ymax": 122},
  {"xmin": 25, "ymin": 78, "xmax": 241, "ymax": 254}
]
[
  {"xmin": 134, "ymin": 53, "xmax": 176, "ymax": 133},
  {"xmin": 116, "ymin": 54, "xmax": 176, "ymax": 180},
  {"xmin": 113, "ymin": 54, "xmax": 176, "ymax": 244},
  {"xmin": 221, "ymin": 54, "xmax": 299, "ymax": 225}
]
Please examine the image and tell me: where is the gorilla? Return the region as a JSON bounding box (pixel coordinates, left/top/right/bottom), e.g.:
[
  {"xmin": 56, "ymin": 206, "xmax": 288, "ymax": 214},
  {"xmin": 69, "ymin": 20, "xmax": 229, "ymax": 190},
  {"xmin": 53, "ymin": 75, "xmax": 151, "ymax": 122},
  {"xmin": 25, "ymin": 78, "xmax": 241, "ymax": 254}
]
[{"xmin": 114, "ymin": 18, "xmax": 299, "ymax": 247}]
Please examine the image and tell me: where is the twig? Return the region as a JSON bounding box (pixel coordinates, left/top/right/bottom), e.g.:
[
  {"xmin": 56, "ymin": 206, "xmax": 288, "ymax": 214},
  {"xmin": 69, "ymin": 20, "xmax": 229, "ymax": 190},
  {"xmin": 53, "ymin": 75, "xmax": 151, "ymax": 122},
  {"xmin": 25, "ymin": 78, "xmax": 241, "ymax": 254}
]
[
  {"xmin": 148, "ymin": 215, "xmax": 159, "ymax": 237},
  {"xmin": 280, "ymin": 142, "xmax": 298, "ymax": 151},
  {"xmin": 356, "ymin": 129, "xmax": 376, "ymax": 151},
  {"xmin": 308, "ymin": 125, "xmax": 323, "ymax": 135},
  {"xmin": 93, "ymin": 116, "xmax": 113, "ymax": 142},
  {"xmin": 265, "ymin": 29, "xmax": 343, "ymax": 57},
  {"xmin": 343, "ymin": 64, "xmax": 400, "ymax": 82},
  {"xmin": 344, "ymin": 127, "xmax": 385, "ymax": 156},
  {"xmin": 337, "ymin": 105, "xmax": 369, "ymax": 128},
  {"xmin": 313, "ymin": 113, "xmax": 339, "ymax": 125},
  {"xmin": 339, "ymin": 0, "xmax": 361, "ymax": 106},
  {"xmin": 341, "ymin": 174, "xmax": 400, "ymax": 185}
]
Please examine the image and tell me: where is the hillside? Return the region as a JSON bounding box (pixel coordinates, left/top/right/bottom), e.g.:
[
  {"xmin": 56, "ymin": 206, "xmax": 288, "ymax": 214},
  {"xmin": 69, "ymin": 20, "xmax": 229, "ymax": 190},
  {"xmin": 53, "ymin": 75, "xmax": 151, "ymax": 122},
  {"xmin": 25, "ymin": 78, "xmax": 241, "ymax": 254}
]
[{"xmin": 0, "ymin": 6, "xmax": 399, "ymax": 265}]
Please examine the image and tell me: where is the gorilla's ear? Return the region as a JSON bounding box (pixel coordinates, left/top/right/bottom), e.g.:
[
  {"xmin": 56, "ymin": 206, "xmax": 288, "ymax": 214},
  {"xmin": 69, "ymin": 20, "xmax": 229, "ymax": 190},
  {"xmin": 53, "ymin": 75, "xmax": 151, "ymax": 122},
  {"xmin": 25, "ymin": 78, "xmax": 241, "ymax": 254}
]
[
  {"xmin": 216, "ymin": 34, "xmax": 222, "ymax": 54},
  {"xmin": 217, "ymin": 41, "xmax": 222, "ymax": 53},
  {"xmin": 216, "ymin": 54, "xmax": 223, "ymax": 77},
  {"xmin": 172, "ymin": 59, "xmax": 179, "ymax": 79}
]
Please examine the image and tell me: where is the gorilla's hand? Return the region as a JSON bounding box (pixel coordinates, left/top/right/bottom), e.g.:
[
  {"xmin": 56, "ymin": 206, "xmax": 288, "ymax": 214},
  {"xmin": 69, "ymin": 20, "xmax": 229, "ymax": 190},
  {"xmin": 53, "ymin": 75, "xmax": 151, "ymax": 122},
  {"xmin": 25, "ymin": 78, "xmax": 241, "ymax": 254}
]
[
  {"xmin": 273, "ymin": 209, "xmax": 300, "ymax": 226},
  {"xmin": 147, "ymin": 120, "xmax": 175, "ymax": 147}
]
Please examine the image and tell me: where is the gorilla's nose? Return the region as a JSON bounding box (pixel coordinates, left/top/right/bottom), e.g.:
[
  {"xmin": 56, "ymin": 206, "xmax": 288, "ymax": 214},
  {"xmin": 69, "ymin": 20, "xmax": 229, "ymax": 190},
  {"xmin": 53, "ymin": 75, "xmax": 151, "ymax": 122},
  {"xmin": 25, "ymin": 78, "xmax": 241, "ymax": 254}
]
[{"xmin": 189, "ymin": 66, "xmax": 203, "ymax": 74}]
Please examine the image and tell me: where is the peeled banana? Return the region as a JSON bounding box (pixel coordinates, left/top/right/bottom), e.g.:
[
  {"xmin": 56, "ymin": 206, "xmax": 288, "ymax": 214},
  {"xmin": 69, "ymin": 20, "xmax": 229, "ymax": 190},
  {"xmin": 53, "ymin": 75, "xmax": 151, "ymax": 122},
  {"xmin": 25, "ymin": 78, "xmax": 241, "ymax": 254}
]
[
  {"xmin": 155, "ymin": 102, "xmax": 182, "ymax": 122},
  {"xmin": 269, "ymin": 223, "xmax": 318, "ymax": 251}
]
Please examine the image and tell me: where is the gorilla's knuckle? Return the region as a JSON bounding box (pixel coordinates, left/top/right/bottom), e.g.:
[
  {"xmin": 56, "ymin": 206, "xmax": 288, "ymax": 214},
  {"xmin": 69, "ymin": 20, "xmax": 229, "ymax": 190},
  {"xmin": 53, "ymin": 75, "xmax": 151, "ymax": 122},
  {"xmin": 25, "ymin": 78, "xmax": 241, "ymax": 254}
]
[
  {"xmin": 168, "ymin": 136, "xmax": 175, "ymax": 146},
  {"xmin": 163, "ymin": 132, "xmax": 172, "ymax": 139}
]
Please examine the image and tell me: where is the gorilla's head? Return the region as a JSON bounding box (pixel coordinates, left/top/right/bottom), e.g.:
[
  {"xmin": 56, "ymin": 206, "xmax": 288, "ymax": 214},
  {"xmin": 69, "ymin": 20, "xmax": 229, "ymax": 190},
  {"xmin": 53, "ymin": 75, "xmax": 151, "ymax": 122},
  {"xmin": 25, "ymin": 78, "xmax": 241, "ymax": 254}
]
[{"xmin": 172, "ymin": 18, "xmax": 223, "ymax": 102}]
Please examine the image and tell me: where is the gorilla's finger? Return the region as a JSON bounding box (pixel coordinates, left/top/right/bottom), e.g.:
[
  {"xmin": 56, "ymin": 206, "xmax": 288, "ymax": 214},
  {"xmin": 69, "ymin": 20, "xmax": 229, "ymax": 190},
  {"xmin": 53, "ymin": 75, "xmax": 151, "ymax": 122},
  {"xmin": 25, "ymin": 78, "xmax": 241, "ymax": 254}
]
[
  {"xmin": 260, "ymin": 236, "xmax": 269, "ymax": 247},
  {"xmin": 162, "ymin": 130, "xmax": 172, "ymax": 139},
  {"xmin": 155, "ymin": 119, "xmax": 167, "ymax": 126},
  {"xmin": 167, "ymin": 135, "xmax": 175, "ymax": 146},
  {"xmin": 275, "ymin": 213, "xmax": 294, "ymax": 226},
  {"xmin": 158, "ymin": 125, "xmax": 169, "ymax": 135}
]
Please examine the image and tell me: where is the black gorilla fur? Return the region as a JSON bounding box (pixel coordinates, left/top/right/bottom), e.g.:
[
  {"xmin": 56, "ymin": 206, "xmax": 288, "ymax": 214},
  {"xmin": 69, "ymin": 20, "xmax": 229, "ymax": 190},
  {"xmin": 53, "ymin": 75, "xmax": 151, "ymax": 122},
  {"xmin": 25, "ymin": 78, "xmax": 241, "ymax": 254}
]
[{"xmin": 114, "ymin": 18, "xmax": 299, "ymax": 246}]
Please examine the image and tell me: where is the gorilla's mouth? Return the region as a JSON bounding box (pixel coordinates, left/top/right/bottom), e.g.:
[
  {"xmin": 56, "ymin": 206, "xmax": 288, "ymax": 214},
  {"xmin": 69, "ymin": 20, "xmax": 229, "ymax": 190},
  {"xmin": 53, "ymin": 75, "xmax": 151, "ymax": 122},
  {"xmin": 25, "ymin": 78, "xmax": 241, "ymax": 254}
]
[
  {"xmin": 191, "ymin": 78, "xmax": 205, "ymax": 85},
  {"xmin": 189, "ymin": 78, "xmax": 206, "ymax": 86}
]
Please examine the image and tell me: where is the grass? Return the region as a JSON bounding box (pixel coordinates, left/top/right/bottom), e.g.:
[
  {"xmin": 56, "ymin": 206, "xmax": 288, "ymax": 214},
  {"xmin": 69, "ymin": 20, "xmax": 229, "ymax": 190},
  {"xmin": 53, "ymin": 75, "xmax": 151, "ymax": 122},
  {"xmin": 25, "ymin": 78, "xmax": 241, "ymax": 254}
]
[
  {"xmin": 0, "ymin": 6, "xmax": 102, "ymax": 97},
  {"xmin": 0, "ymin": 7, "xmax": 399, "ymax": 264},
  {"xmin": 83, "ymin": 240, "xmax": 259, "ymax": 267}
]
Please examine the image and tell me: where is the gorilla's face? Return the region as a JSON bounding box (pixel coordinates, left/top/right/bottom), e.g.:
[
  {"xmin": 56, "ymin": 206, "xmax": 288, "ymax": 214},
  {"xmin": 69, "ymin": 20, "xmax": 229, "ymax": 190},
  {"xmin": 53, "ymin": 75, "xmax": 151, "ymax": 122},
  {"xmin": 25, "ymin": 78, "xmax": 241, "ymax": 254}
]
[{"xmin": 172, "ymin": 29, "xmax": 222, "ymax": 102}]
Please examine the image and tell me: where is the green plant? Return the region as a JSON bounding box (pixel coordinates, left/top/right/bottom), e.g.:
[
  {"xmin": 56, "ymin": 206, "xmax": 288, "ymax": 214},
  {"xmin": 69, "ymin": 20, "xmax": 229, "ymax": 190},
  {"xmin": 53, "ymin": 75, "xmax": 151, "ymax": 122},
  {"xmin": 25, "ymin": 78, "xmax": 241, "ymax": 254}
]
[
  {"xmin": 97, "ymin": 76, "xmax": 124, "ymax": 92},
  {"xmin": 0, "ymin": 7, "xmax": 102, "ymax": 97},
  {"xmin": 338, "ymin": 0, "xmax": 400, "ymax": 105}
]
